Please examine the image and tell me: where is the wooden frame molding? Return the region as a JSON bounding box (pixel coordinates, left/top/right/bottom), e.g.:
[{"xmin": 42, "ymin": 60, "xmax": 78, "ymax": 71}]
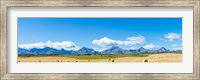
[{"xmin": 0, "ymin": 0, "xmax": 199, "ymax": 80}]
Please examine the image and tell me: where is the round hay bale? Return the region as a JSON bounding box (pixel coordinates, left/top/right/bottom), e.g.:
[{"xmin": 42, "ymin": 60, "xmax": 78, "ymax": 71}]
[
  {"xmin": 143, "ymin": 59, "xmax": 148, "ymax": 62},
  {"xmin": 111, "ymin": 59, "xmax": 115, "ymax": 62}
]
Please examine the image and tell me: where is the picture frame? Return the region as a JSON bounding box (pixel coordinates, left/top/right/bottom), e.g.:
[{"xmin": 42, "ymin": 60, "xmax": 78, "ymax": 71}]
[{"xmin": 0, "ymin": 0, "xmax": 199, "ymax": 80}]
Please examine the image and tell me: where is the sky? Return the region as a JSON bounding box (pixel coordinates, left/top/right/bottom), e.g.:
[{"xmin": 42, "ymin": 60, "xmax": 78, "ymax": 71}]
[{"xmin": 18, "ymin": 18, "xmax": 182, "ymax": 51}]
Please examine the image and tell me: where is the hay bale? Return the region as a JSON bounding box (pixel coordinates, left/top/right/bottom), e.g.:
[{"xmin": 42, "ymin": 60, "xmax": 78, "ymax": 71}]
[
  {"xmin": 111, "ymin": 59, "xmax": 115, "ymax": 62},
  {"xmin": 143, "ymin": 59, "xmax": 148, "ymax": 62},
  {"xmin": 56, "ymin": 60, "xmax": 60, "ymax": 62}
]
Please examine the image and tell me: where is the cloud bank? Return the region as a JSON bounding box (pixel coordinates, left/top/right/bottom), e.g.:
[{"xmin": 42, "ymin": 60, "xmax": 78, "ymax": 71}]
[
  {"xmin": 18, "ymin": 40, "xmax": 79, "ymax": 50},
  {"xmin": 172, "ymin": 47, "xmax": 182, "ymax": 51},
  {"xmin": 92, "ymin": 35, "xmax": 145, "ymax": 47},
  {"xmin": 144, "ymin": 43, "xmax": 160, "ymax": 50},
  {"xmin": 165, "ymin": 33, "xmax": 181, "ymax": 41},
  {"xmin": 172, "ymin": 44, "xmax": 178, "ymax": 47}
]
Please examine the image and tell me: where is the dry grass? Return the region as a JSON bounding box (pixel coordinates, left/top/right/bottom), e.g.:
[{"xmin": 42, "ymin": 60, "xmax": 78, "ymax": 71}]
[
  {"xmin": 18, "ymin": 53, "xmax": 182, "ymax": 62},
  {"xmin": 114, "ymin": 53, "xmax": 182, "ymax": 62}
]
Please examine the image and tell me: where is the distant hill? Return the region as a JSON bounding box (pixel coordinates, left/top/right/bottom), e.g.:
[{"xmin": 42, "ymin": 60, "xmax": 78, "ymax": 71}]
[
  {"xmin": 77, "ymin": 47, "xmax": 100, "ymax": 54},
  {"xmin": 18, "ymin": 47, "xmax": 75, "ymax": 54},
  {"xmin": 102, "ymin": 46, "xmax": 127, "ymax": 54},
  {"xmin": 157, "ymin": 47, "xmax": 169, "ymax": 52},
  {"xmin": 18, "ymin": 46, "xmax": 181, "ymax": 54},
  {"xmin": 137, "ymin": 47, "xmax": 148, "ymax": 53}
]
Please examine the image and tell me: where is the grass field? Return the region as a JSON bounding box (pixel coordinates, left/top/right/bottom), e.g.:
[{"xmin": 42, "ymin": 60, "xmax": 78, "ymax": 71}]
[{"xmin": 18, "ymin": 53, "xmax": 182, "ymax": 62}]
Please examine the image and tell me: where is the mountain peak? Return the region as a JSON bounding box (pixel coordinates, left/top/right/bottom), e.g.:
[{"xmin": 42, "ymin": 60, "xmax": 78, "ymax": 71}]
[
  {"xmin": 43, "ymin": 47, "xmax": 52, "ymax": 49},
  {"xmin": 139, "ymin": 47, "xmax": 145, "ymax": 49},
  {"xmin": 80, "ymin": 47, "xmax": 88, "ymax": 49},
  {"xmin": 78, "ymin": 47, "xmax": 98, "ymax": 54},
  {"xmin": 159, "ymin": 47, "xmax": 166, "ymax": 50},
  {"xmin": 102, "ymin": 46, "xmax": 125, "ymax": 54},
  {"xmin": 18, "ymin": 45, "xmax": 178, "ymax": 54},
  {"xmin": 79, "ymin": 47, "xmax": 94, "ymax": 51},
  {"xmin": 137, "ymin": 47, "xmax": 147, "ymax": 53},
  {"xmin": 110, "ymin": 46, "xmax": 121, "ymax": 49},
  {"xmin": 158, "ymin": 47, "xmax": 168, "ymax": 52}
]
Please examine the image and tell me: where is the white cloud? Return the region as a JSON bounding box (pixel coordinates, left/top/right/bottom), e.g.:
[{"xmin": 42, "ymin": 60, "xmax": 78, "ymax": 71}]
[
  {"xmin": 165, "ymin": 33, "xmax": 181, "ymax": 41},
  {"xmin": 143, "ymin": 44, "xmax": 160, "ymax": 50},
  {"xmin": 172, "ymin": 47, "xmax": 182, "ymax": 51},
  {"xmin": 92, "ymin": 47, "xmax": 109, "ymax": 52},
  {"xmin": 129, "ymin": 47, "xmax": 140, "ymax": 50},
  {"xmin": 18, "ymin": 40, "xmax": 79, "ymax": 50},
  {"xmin": 92, "ymin": 35, "xmax": 145, "ymax": 47},
  {"xmin": 172, "ymin": 44, "xmax": 178, "ymax": 47}
]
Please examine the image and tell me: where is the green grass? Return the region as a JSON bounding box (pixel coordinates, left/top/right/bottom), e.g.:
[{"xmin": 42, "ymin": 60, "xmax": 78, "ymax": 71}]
[
  {"xmin": 173, "ymin": 52, "xmax": 182, "ymax": 54},
  {"xmin": 18, "ymin": 52, "xmax": 181, "ymax": 60},
  {"xmin": 62, "ymin": 54, "xmax": 149, "ymax": 59},
  {"xmin": 18, "ymin": 54, "xmax": 149, "ymax": 59},
  {"xmin": 18, "ymin": 54, "xmax": 60, "ymax": 57}
]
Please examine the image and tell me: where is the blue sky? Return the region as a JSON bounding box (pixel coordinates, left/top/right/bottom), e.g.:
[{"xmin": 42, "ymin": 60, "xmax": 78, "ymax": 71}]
[{"xmin": 18, "ymin": 18, "xmax": 182, "ymax": 51}]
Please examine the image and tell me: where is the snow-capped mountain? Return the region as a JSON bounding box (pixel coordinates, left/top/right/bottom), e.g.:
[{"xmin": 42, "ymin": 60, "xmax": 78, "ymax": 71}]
[
  {"xmin": 77, "ymin": 47, "xmax": 100, "ymax": 54},
  {"xmin": 18, "ymin": 46, "xmax": 181, "ymax": 54}
]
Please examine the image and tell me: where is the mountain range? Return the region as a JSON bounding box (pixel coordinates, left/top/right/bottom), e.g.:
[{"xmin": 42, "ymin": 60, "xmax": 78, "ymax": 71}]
[{"xmin": 18, "ymin": 46, "xmax": 181, "ymax": 55}]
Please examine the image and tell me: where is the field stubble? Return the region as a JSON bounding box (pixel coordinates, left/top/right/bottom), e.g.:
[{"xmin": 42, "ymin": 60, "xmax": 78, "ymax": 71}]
[{"xmin": 18, "ymin": 53, "xmax": 182, "ymax": 62}]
